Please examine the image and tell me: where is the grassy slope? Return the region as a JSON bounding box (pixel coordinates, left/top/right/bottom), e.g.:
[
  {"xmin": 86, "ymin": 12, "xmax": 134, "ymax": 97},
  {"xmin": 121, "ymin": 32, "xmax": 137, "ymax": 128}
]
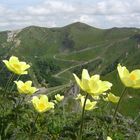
[
  {"xmin": 0, "ymin": 22, "xmax": 140, "ymax": 80},
  {"xmin": 0, "ymin": 23, "xmax": 140, "ymax": 117},
  {"xmin": 0, "ymin": 22, "xmax": 140, "ymax": 82}
]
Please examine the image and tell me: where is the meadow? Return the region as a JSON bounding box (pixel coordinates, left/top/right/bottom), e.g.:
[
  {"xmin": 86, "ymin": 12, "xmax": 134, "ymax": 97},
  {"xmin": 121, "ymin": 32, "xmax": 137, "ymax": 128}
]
[{"xmin": 0, "ymin": 22, "xmax": 140, "ymax": 140}]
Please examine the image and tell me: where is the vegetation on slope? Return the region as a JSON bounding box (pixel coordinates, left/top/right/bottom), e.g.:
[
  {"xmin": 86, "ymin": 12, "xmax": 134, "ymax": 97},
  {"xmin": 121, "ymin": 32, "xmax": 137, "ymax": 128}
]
[{"xmin": 0, "ymin": 22, "xmax": 140, "ymax": 116}]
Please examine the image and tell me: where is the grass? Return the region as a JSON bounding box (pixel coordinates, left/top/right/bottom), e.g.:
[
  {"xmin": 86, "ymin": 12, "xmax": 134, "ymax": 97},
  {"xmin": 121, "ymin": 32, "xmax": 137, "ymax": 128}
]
[{"xmin": 0, "ymin": 31, "xmax": 7, "ymax": 44}]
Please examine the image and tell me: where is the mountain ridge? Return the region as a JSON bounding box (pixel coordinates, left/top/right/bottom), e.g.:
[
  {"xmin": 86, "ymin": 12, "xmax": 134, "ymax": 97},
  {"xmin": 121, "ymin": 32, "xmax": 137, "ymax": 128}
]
[{"xmin": 1, "ymin": 22, "xmax": 140, "ymax": 33}]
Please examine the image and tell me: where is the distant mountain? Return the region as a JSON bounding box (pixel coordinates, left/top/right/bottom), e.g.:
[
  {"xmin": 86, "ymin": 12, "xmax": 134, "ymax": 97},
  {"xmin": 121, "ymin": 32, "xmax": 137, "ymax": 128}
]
[{"xmin": 0, "ymin": 22, "xmax": 140, "ymax": 87}]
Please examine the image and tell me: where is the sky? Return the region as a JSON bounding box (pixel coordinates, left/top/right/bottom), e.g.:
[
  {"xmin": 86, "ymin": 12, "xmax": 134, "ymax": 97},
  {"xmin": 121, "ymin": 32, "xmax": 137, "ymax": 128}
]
[{"xmin": 0, "ymin": 0, "xmax": 140, "ymax": 31}]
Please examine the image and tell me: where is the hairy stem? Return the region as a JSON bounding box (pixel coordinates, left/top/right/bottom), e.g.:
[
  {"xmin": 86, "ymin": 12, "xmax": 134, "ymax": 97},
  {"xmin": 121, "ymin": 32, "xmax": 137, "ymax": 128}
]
[
  {"xmin": 78, "ymin": 93, "xmax": 88, "ymax": 140},
  {"xmin": 30, "ymin": 113, "xmax": 39, "ymax": 138},
  {"xmin": 10, "ymin": 75, "xmax": 21, "ymax": 92},
  {"xmin": 112, "ymin": 87, "xmax": 127, "ymax": 122},
  {"xmin": 4, "ymin": 73, "xmax": 15, "ymax": 94}
]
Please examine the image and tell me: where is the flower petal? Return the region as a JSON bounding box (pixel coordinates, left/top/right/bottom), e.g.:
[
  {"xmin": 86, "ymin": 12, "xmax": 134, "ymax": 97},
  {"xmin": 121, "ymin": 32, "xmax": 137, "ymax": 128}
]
[
  {"xmin": 73, "ymin": 73, "xmax": 82, "ymax": 88},
  {"xmin": 117, "ymin": 64, "xmax": 130, "ymax": 78},
  {"xmin": 82, "ymin": 69, "xmax": 90, "ymax": 80},
  {"xmin": 107, "ymin": 93, "xmax": 120, "ymax": 103}
]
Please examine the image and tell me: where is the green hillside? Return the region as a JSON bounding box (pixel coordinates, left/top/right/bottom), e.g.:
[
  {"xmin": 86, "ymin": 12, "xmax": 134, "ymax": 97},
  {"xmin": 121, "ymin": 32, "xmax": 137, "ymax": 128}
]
[
  {"xmin": 0, "ymin": 22, "xmax": 140, "ymax": 87},
  {"xmin": 0, "ymin": 22, "xmax": 140, "ymax": 91}
]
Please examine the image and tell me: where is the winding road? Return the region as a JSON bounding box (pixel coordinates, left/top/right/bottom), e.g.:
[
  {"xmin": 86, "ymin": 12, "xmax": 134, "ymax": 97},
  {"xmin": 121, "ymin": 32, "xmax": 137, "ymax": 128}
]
[{"xmin": 52, "ymin": 36, "xmax": 129, "ymax": 81}]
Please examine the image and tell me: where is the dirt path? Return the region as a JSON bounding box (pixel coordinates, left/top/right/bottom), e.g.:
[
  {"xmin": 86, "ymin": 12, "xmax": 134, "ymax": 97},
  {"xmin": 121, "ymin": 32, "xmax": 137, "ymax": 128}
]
[
  {"xmin": 53, "ymin": 44, "xmax": 106, "ymax": 63},
  {"xmin": 53, "ymin": 55, "xmax": 80, "ymax": 63},
  {"xmin": 53, "ymin": 42, "xmax": 115, "ymax": 78},
  {"xmin": 52, "ymin": 37, "xmax": 128, "ymax": 79},
  {"xmin": 54, "ymin": 56, "xmax": 102, "ymax": 78}
]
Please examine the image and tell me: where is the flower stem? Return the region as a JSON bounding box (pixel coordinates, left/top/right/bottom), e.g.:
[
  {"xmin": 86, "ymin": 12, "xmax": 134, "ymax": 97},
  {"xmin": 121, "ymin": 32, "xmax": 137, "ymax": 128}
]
[
  {"xmin": 10, "ymin": 75, "xmax": 21, "ymax": 92},
  {"xmin": 133, "ymin": 112, "xmax": 140, "ymax": 123},
  {"xmin": 30, "ymin": 113, "xmax": 39, "ymax": 137},
  {"xmin": 78, "ymin": 93, "xmax": 88, "ymax": 140},
  {"xmin": 112, "ymin": 87, "xmax": 127, "ymax": 122},
  {"xmin": 4, "ymin": 73, "xmax": 15, "ymax": 94}
]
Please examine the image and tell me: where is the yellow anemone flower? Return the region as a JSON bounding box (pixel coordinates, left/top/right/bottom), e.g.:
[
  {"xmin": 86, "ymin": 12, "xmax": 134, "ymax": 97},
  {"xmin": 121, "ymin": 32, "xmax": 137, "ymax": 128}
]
[
  {"xmin": 14, "ymin": 80, "xmax": 38, "ymax": 94},
  {"xmin": 53, "ymin": 100, "xmax": 58, "ymax": 104},
  {"xmin": 91, "ymin": 95, "xmax": 100, "ymax": 100},
  {"xmin": 80, "ymin": 97, "xmax": 97, "ymax": 110},
  {"xmin": 75, "ymin": 94, "xmax": 85, "ymax": 100},
  {"xmin": 117, "ymin": 64, "xmax": 140, "ymax": 88},
  {"xmin": 107, "ymin": 136, "xmax": 112, "ymax": 140},
  {"xmin": 105, "ymin": 93, "xmax": 120, "ymax": 103},
  {"xmin": 73, "ymin": 69, "xmax": 112, "ymax": 96},
  {"xmin": 55, "ymin": 94, "xmax": 64, "ymax": 102},
  {"xmin": 31, "ymin": 95, "xmax": 54, "ymax": 113},
  {"xmin": 3, "ymin": 56, "xmax": 30, "ymax": 75}
]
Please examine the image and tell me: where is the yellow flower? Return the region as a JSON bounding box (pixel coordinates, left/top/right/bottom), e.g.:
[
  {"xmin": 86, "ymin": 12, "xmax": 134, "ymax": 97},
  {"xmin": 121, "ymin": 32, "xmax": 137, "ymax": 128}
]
[
  {"xmin": 105, "ymin": 93, "xmax": 120, "ymax": 103},
  {"xmin": 80, "ymin": 97, "xmax": 97, "ymax": 110},
  {"xmin": 75, "ymin": 94, "xmax": 85, "ymax": 100},
  {"xmin": 107, "ymin": 136, "xmax": 112, "ymax": 140},
  {"xmin": 14, "ymin": 80, "xmax": 38, "ymax": 94},
  {"xmin": 117, "ymin": 64, "xmax": 140, "ymax": 88},
  {"xmin": 53, "ymin": 100, "xmax": 58, "ymax": 104},
  {"xmin": 73, "ymin": 69, "xmax": 112, "ymax": 96},
  {"xmin": 91, "ymin": 95, "xmax": 100, "ymax": 100},
  {"xmin": 3, "ymin": 56, "xmax": 30, "ymax": 75},
  {"xmin": 55, "ymin": 94, "xmax": 64, "ymax": 102},
  {"xmin": 31, "ymin": 95, "xmax": 54, "ymax": 113}
]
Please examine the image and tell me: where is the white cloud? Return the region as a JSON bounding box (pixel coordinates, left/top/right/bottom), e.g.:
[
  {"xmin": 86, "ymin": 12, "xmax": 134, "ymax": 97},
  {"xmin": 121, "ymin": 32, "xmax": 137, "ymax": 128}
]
[
  {"xmin": 73, "ymin": 15, "xmax": 100, "ymax": 27},
  {"xmin": 94, "ymin": 0, "xmax": 128, "ymax": 15},
  {"xmin": 27, "ymin": 6, "xmax": 51, "ymax": 15},
  {"xmin": 79, "ymin": 15, "xmax": 93, "ymax": 23},
  {"xmin": 0, "ymin": 0, "xmax": 140, "ymax": 30},
  {"xmin": 0, "ymin": 4, "xmax": 13, "ymax": 16},
  {"xmin": 106, "ymin": 13, "xmax": 140, "ymax": 27},
  {"xmin": 26, "ymin": 0, "xmax": 75, "ymax": 16},
  {"xmin": 44, "ymin": 0, "xmax": 75, "ymax": 12}
]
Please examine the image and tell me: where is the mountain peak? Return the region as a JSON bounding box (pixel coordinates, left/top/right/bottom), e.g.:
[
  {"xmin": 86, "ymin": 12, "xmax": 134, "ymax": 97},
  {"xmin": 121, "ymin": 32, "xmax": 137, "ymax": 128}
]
[{"xmin": 63, "ymin": 22, "xmax": 100, "ymax": 30}]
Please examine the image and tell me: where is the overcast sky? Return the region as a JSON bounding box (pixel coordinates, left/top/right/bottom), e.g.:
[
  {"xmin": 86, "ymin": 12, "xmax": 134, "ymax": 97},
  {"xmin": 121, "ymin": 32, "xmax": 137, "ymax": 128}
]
[{"xmin": 0, "ymin": 0, "xmax": 140, "ymax": 31}]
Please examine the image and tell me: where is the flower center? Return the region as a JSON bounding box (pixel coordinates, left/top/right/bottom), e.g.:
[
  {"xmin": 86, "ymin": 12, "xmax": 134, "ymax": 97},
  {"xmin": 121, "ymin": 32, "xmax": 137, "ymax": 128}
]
[
  {"xmin": 13, "ymin": 63, "xmax": 21, "ymax": 69},
  {"xmin": 130, "ymin": 74, "xmax": 136, "ymax": 80},
  {"xmin": 38, "ymin": 103, "xmax": 46, "ymax": 110},
  {"xmin": 22, "ymin": 85, "xmax": 27, "ymax": 90}
]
